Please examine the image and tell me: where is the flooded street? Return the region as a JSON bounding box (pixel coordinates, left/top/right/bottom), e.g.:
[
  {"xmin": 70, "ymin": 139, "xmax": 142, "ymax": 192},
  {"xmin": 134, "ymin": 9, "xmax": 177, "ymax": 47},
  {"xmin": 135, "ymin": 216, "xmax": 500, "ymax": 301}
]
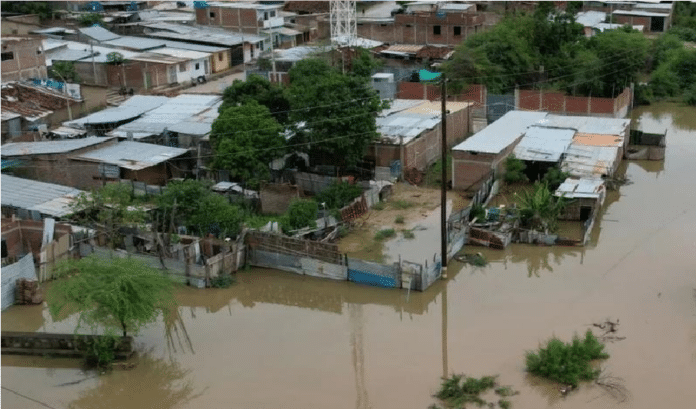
[{"xmin": 3, "ymin": 103, "xmax": 696, "ymax": 409}]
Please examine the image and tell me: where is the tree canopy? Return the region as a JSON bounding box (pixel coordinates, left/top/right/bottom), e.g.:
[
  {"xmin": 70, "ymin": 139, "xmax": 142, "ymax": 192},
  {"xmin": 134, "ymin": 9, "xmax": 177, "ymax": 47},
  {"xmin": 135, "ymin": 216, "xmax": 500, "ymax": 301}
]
[
  {"xmin": 220, "ymin": 74, "xmax": 291, "ymax": 124},
  {"xmin": 155, "ymin": 179, "xmax": 244, "ymax": 237},
  {"xmin": 210, "ymin": 100, "xmax": 286, "ymax": 188},
  {"xmin": 49, "ymin": 61, "xmax": 80, "ymax": 83},
  {"xmin": 287, "ymin": 58, "xmax": 384, "ymax": 166},
  {"xmin": 48, "ymin": 256, "xmax": 176, "ymax": 337},
  {"xmin": 443, "ymin": 8, "xmax": 648, "ymax": 98}
]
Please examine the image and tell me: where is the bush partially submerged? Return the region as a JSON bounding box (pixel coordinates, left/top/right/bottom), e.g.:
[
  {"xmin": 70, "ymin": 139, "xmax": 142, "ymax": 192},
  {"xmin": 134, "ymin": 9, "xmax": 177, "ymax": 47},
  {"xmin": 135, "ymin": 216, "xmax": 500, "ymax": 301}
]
[
  {"xmin": 210, "ymin": 274, "xmax": 235, "ymax": 288},
  {"xmin": 374, "ymin": 228, "xmax": 396, "ymax": 241},
  {"xmin": 525, "ymin": 330, "xmax": 609, "ymax": 387},
  {"xmin": 434, "ymin": 374, "xmax": 517, "ymax": 408}
]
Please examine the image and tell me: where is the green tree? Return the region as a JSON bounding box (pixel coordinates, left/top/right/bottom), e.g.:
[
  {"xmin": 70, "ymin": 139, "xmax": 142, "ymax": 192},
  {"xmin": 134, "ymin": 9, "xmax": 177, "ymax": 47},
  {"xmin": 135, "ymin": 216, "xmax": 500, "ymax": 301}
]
[
  {"xmin": 71, "ymin": 183, "xmax": 147, "ymax": 249},
  {"xmin": 503, "ymin": 154, "xmax": 528, "ymax": 184},
  {"xmin": 220, "ymin": 74, "xmax": 291, "ymax": 124},
  {"xmin": 0, "ymin": 2, "xmax": 51, "ymax": 19},
  {"xmin": 652, "ymin": 33, "xmax": 684, "ymax": 68},
  {"xmin": 541, "ymin": 167, "xmax": 569, "ymax": 191},
  {"xmin": 314, "ymin": 181, "xmax": 363, "ymax": 209},
  {"xmin": 210, "ymin": 101, "xmax": 286, "ymax": 189},
  {"xmin": 287, "ymin": 58, "xmax": 384, "ymax": 166},
  {"xmin": 48, "ymin": 256, "xmax": 176, "ymax": 337},
  {"xmin": 281, "ymin": 199, "xmax": 317, "ymax": 234},
  {"xmin": 580, "ymin": 29, "xmax": 649, "ymax": 97},
  {"xmin": 49, "ymin": 61, "xmax": 80, "ymax": 83},
  {"xmin": 516, "ymin": 182, "xmax": 566, "ymax": 232},
  {"xmin": 188, "ymin": 194, "xmax": 243, "ymax": 238},
  {"xmin": 79, "ymin": 13, "xmax": 104, "ymax": 27},
  {"xmin": 350, "ymin": 47, "xmax": 382, "ymax": 79}
]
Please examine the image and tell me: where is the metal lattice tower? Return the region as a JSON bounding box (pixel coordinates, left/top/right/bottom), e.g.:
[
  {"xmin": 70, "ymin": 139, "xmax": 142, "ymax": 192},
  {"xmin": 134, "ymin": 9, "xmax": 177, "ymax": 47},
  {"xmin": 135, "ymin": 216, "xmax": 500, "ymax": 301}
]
[{"xmin": 330, "ymin": 0, "xmax": 357, "ymax": 46}]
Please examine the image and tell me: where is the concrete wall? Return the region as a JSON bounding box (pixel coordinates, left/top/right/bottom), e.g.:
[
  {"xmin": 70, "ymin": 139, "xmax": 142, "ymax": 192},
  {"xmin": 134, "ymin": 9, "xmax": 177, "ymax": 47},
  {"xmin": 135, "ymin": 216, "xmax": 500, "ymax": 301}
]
[
  {"xmin": 1, "ymin": 37, "xmax": 47, "ymax": 82},
  {"xmin": 211, "ymin": 50, "xmax": 231, "ymax": 73},
  {"xmin": 1, "ymin": 15, "xmax": 42, "ymax": 36}
]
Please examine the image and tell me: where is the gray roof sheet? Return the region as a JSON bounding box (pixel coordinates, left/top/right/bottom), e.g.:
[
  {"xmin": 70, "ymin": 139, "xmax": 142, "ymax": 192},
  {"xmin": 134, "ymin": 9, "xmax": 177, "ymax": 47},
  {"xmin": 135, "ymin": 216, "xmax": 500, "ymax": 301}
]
[
  {"xmin": 612, "ymin": 9, "xmax": 669, "ymax": 17},
  {"xmin": 157, "ymin": 39, "xmax": 228, "ymax": 53},
  {"xmin": 144, "ymin": 23, "xmax": 265, "ymax": 45},
  {"xmin": 78, "ymin": 26, "xmax": 121, "ymax": 42},
  {"xmin": 75, "ymin": 141, "xmax": 188, "ymax": 170},
  {"xmin": 453, "ymin": 111, "xmax": 549, "ymax": 154},
  {"xmin": 1, "ymin": 174, "xmax": 83, "ymax": 217},
  {"xmin": 555, "ymin": 178, "xmax": 605, "ymax": 199},
  {"xmin": 46, "ymin": 48, "xmax": 94, "ymax": 62},
  {"xmin": 513, "ymin": 126, "xmax": 576, "ymax": 163},
  {"xmin": 110, "ymin": 95, "xmax": 221, "ymax": 139},
  {"xmin": 376, "ymin": 99, "xmax": 469, "ymax": 144},
  {"xmin": 102, "ymin": 36, "xmax": 168, "ymax": 51},
  {"xmin": 561, "ymin": 144, "xmax": 619, "ymax": 178},
  {"xmin": 1, "ymin": 137, "xmax": 113, "ymax": 157},
  {"xmin": 575, "ymin": 11, "xmax": 606, "ymax": 27},
  {"xmin": 541, "ymin": 115, "xmax": 630, "ymax": 136},
  {"xmin": 64, "ymin": 96, "xmax": 169, "ymax": 127}
]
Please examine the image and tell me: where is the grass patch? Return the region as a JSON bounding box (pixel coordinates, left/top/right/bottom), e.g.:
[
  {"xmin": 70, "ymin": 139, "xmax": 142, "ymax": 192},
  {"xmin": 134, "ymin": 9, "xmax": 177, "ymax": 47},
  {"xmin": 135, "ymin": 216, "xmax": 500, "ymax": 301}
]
[
  {"xmin": 402, "ymin": 230, "xmax": 415, "ymax": 239},
  {"xmin": 372, "ymin": 202, "xmax": 386, "ymax": 211},
  {"xmin": 499, "ymin": 399, "xmax": 511, "ymax": 409},
  {"xmin": 391, "ymin": 200, "xmax": 413, "ymax": 209},
  {"xmin": 525, "ymin": 330, "xmax": 609, "ymax": 387},
  {"xmin": 495, "ymin": 386, "xmax": 519, "ymax": 397},
  {"xmin": 394, "ymin": 215, "xmax": 405, "ymax": 224},
  {"xmin": 374, "ymin": 228, "xmax": 396, "ymax": 241}
]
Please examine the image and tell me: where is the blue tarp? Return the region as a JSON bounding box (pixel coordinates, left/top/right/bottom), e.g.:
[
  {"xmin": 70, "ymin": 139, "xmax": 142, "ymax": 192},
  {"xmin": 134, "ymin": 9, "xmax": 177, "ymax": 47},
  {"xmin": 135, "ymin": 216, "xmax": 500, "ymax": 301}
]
[{"xmin": 419, "ymin": 69, "xmax": 442, "ymax": 82}]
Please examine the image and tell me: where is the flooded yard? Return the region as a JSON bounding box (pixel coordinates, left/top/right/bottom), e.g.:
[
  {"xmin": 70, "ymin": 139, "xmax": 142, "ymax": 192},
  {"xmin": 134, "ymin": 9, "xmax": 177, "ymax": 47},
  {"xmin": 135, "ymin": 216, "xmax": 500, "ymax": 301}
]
[{"xmin": 2, "ymin": 103, "xmax": 696, "ymax": 409}]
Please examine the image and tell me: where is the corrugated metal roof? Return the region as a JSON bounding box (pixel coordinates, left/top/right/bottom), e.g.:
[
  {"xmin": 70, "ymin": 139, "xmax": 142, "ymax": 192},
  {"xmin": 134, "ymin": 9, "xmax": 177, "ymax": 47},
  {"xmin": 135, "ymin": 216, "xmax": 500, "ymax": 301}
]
[
  {"xmin": 33, "ymin": 27, "xmax": 77, "ymax": 35},
  {"xmin": 144, "ymin": 23, "xmax": 265, "ymax": 45},
  {"xmin": 110, "ymin": 95, "xmax": 222, "ymax": 139},
  {"xmin": 513, "ymin": 126, "xmax": 576, "ymax": 163},
  {"xmin": 555, "ymin": 178, "xmax": 605, "ymax": 199},
  {"xmin": 157, "ymin": 39, "xmax": 227, "ymax": 53},
  {"xmin": 78, "ymin": 26, "xmax": 121, "ymax": 42},
  {"xmin": 377, "ymin": 99, "xmax": 470, "ymax": 145},
  {"xmin": 542, "ymin": 115, "xmax": 630, "ymax": 136},
  {"xmin": 49, "ymin": 127, "xmax": 87, "ymax": 138},
  {"xmin": 102, "ymin": 36, "xmax": 168, "ymax": 51},
  {"xmin": 168, "ymin": 121, "xmax": 212, "ymax": 136},
  {"xmin": 594, "ymin": 23, "xmax": 644, "ymax": 32},
  {"xmin": 132, "ymin": 51, "xmax": 187, "ymax": 64},
  {"xmin": 151, "ymin": 47, "xmax": 210, "ymax": 60},
  {"xmin": 64, "ymin": 96, "xmax": 169, "ymax": 127},
  {"xmin": 575, "ymin": 11, "xmax": 606, "ymax": 27},
  {"xmin": 46, "ymin": 47, "xmax": 94, "ymax": 62},
  {"xmin": 275, "ymin": 45, "xmax": 333, "ymax": 62},
  {"xmin": 612, "ymin": 9, "xmax": 669, "ymax": 17},
  {"xmin": 1, "ymin": 111, "xmax": 21, "ymax": 121},
  {"xmin": 1, "ymin": 137, "xmax": 114, "ymax": 157},
  {"xmin": 1, "ymin": 174, "xmax": 83, "ymax": 217},
  {"xmin": 453, "ymin": 111, "xmax": 549, "ymax": 154},
  {"xmin": 75, "ymin": 141, "xmax": 188, "ymax": 170},
  {"xmin": 561, "ymin": 144, "xmax": 619, "ymax": 178}
]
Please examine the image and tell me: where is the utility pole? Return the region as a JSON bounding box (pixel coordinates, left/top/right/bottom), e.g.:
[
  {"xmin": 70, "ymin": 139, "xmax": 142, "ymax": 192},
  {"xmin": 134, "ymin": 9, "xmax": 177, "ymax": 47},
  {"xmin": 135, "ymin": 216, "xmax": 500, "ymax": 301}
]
[
  {"xmin": 90, "ymin": 41, "xmax": 97, "ymax": 84},
  {"xmin": 440, "ymin": 73, "xmax": 448, "ymax": 277}
]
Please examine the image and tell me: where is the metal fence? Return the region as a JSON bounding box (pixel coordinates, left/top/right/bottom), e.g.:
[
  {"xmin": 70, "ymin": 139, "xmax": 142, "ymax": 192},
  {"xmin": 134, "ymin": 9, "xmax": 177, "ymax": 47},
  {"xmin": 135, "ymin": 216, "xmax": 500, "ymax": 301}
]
[
  {"xmin": 347, "ymin": 258, "xmax": 401, "ymax": 289},
  {"xmin": 1, "ymin": 254, "xmax": 36, "ymax": 310}
]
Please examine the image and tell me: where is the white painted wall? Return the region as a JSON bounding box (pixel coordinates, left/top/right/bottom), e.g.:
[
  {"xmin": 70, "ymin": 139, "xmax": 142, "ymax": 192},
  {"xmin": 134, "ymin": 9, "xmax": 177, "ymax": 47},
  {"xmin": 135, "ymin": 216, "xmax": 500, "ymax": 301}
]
[{"xmin": 174, "ymin": 58, "xmax": 209, "ymax": 83}]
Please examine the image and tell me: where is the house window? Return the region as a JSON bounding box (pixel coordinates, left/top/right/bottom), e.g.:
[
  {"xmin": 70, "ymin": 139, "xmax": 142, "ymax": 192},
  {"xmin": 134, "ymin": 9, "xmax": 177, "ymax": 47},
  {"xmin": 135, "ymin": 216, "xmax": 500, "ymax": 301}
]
[
  {"xmin": 195, "ymin": 62, "xmax": 200, "ymax": 70},
  {"xmin": 269, "ymin": 10, "xmax": 275, "ymax": 18},
  {"xmin": 454, "ymin": 26, "xmax": 461, "ymax": 36},
  {"xmin": 179, "ymin": 62, "xmax": 186, "ymax": 72},
  {"xmin": 433, "ymin": 25, "xmax": 441, "ymax": 35},
  {"xmin": 209, "ymin": 11, "xmax": 215, "ymax": 18},
  {"xmin": 218, "ymin": 52, "xmax": 224, "ymax": 61},
  {"xmin": 1, "ymin": 52, "xmax": 14, "ymax": 61},
  {"xmin": 264, "ymin": 12, "xmax": 268, "ymax": 20}
]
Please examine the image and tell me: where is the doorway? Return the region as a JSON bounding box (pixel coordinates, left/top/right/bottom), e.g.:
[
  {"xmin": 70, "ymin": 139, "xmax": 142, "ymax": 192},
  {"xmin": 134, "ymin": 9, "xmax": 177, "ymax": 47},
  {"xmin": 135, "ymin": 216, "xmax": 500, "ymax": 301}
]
[{"xmin": 580, "ymin": 206, "xmax": 592, "ymax": 221}]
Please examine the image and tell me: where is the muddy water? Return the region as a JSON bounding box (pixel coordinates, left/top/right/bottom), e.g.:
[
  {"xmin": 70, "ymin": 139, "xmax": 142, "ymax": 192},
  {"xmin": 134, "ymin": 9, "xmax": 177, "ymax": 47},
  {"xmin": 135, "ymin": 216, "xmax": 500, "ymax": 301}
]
[
  {"xmin": 383, "ymin": 201, "xmax": 452, "ymax": 264},
  {"xmin": 3, "ymin": 103, "xmax": 696, "ymax": 409}
]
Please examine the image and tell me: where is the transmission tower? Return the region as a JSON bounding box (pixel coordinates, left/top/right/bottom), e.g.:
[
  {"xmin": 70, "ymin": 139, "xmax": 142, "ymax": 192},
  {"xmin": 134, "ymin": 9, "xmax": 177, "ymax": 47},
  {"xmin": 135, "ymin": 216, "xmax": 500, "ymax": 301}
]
[{"xmin": 330, "ymin": 0, "xmax": 357, "ymax": 46}]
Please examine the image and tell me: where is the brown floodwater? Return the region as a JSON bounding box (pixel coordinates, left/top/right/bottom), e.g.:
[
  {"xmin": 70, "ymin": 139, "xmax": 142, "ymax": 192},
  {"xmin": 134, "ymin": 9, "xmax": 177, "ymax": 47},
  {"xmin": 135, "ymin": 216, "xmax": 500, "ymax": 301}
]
[{"xmin": 2, "ymin": 103, "xmax": 696, "ymax": 409}]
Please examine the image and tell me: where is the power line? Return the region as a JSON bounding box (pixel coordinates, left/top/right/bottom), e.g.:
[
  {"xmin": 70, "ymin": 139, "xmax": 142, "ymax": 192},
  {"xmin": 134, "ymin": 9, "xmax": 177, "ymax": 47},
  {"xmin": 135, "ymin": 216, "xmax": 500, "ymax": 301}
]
[{"xmin": 1, "ymin": 386, "xmax": 60, "ymax": 409}]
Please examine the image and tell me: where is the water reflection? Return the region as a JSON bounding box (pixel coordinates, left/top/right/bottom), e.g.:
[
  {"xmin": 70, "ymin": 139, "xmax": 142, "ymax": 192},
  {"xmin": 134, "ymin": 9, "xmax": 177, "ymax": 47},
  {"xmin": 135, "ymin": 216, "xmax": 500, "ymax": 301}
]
[
  {"xmin": 164, "ymin": 307, "xmax": 195, "ymax": 355},
  {"xmin": 68, "ymin": 351, "xmax": 206, "ymax": 409},
  {"xmin": 349, "ymin": 304, "xmax": 370, "ymax": 409},
  {"xmin": 483, "ymin": 245, "xmax": 583, "ymax": 278},
  {"xmin": 523, "ymin": 373, "xmax": 566, "ymax": 406},
  {"xmin": 635, "ymin": 102, "xmax": 696, "ymax": 132}
]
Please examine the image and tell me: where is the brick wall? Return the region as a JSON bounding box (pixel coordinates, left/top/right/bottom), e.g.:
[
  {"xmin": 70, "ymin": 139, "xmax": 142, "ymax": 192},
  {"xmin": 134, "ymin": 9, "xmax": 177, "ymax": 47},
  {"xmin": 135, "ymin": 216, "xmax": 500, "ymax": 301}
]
[
  {"xmin": 122, "ymin": 163, "xmax": 170, "ymax": 186},
  {"xmin": 10, "ymin": 139, "xmax": 118, "ymax": 189},
  {"xmin": 1, "ymin": 37, "xmax": 47, "ymax": 82},
  {"xmin": 397, "ymin": 82, "xmax": 486, "ymax": 106},
  {"xmin": 452, "ymin": 136, "xmax": 520, "ymax": 191},
  {"xmin": 614, "ymin": 15, "xmax": 651, "ymax": 31},
  {"xmin": 517, "ymin": 87, "xmax": 632, "ymax": 118},
  {"xmin": 349, "ymin": 12, "xmax": 484, "ymax": 45},
  {"xmin": 1, "ymin": 218, "xmax": 72, "ymax": 260},
  {"xmin": 373, "ymin": 106, "xmax": 469, "ymax": 171},
  {"xmin": 197, "ymin": 5, "xmax": 260, "ymax": 32}
]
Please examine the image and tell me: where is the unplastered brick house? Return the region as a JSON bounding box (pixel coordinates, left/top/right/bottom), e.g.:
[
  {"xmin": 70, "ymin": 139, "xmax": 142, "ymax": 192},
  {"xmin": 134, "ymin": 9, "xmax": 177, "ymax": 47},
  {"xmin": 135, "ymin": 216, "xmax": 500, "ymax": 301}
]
[{"xmin": 1, "ymin": 36, "xmax": 47, "ymax": 82}]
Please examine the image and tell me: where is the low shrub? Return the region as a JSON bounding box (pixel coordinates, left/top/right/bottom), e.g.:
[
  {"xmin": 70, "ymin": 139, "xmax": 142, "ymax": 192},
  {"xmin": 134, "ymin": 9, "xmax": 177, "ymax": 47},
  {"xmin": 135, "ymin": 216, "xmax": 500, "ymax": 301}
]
[
  {"xmin": 402, "ymin": 230, "xmax": 415, "ymax": 239},
  {"xmin": 525, "ymin": 330, "xmax": 609, "ymax": 387},
  {"xmin": 83, "ymin": 334, "xmax": 118, "ymax": 370},
  {"xmin": 374, "ymin": 228, "xmax": 396, "ymax": 241},
  {"xmin": 504, "ymin": 154, "xmax": 528, "ymax": 184},
  {"xmin": 210, "ymin": 274, "xmax": 235, "ymax": 288},
  {"xmin": 395, "ymin": 215, "xmax": 405, "ymax": 224},
  {"xmin": 391, "ymin": 200, "xmax": 413, "ymax": 209},
  {"xmin": 434, "ymin": 374, "xmax": 498, "ymax": 408},
  {"xmin": 372, "ymin": 202, "xmax": 386, "ymax": 211}
]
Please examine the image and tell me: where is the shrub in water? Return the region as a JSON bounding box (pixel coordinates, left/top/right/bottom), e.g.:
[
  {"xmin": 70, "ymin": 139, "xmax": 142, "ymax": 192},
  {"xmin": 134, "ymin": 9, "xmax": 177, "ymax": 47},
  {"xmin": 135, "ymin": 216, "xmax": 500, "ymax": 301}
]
[
  {"xmin": 210, "ymin": 274, "xmax": 235, "ymax": 288},
  {"xmin": 374, "ymin": 228, "xmax": 396, "ymax": 241},
  {"xmin": 525, "ymin": 330, "xmax": 609, "ymax": 387}
]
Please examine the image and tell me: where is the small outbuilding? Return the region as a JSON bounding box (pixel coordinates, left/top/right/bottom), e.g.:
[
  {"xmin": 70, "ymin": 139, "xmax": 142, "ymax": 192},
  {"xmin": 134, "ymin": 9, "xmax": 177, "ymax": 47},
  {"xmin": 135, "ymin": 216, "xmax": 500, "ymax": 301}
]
[{"xmin": 555, "ymin": 178, "xmax": 606, "ymax": 221}]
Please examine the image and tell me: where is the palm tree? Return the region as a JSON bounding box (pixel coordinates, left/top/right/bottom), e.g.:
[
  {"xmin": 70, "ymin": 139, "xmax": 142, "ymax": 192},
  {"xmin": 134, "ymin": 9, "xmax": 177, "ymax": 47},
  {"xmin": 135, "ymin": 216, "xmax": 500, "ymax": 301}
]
[{"xmin": 516, "ymin": 181, "xmax": 566, "ymax": 233}]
